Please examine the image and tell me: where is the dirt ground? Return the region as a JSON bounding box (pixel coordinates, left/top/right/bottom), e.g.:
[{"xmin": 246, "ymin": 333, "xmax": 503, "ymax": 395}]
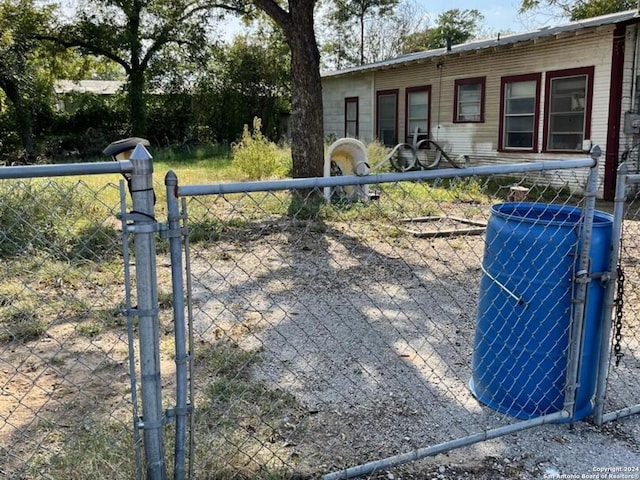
[
  {"xmin": 183, "ymin": 204, "xmax": 640, "ymax": 479},
  {"xmin": 2, "ymin": 198, "xmax": 640, "ymax": 479}
]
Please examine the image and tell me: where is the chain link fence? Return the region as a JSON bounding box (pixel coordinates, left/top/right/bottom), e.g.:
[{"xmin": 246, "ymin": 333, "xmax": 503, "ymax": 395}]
[
  {"xmin": 594, "ymin": 164, "xmax": 640, "ymax": 423},
  {"xmin": 0, "ymin": 174, "xmax": 142, "ymax": 479},
  {"xmin": 172, "ymin": 158, "xmax": 628, "ymax": 479},
  {"xmin": 2, "ymin": 152, "xmax": 639, "ymax": 480}
]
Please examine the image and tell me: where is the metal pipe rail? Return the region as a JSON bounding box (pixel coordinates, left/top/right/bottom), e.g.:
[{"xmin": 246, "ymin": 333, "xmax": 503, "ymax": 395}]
[
  {"xmin": 0, "ymin": 160, "xmax": 133, "ymax": 179},
  {"xmin": 177, "ymin": 158, "xmax": 596, "ymax": 197},
  {"xmin": 323, "ymin": 411, "xmax": 570, "ymax": 480}
]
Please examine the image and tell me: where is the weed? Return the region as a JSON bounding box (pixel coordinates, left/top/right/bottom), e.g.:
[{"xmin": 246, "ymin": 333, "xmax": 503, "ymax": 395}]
[
  {"xmin": 232, "ymin": 118, "xmax": 291, "ymax": 180},
  {"xmin": 76, "ymin": 321, "xmax": 102, "ymax": 337},
  {"xmin": 94, "ymin": 304, "xmax": 127, "ymax": 328},
  {"xmin": 0, "ymin": 303, "xmax": 47, "ymax": 342},
  {"xmin": 35, "ymin": 259, "xmax": 83, "ymax": 289},
  {"xmin": 189, "ymin": 218, "xmax": 222, "ymax": 242},
  {"xmin": 42, "ymin": 420, "xmax": 137, "ymax": 480},
  {"xmin": 0, "ymin": 281, "xmax": 25, "ymax": 307},
  {"xmin": 49, "ymin": 356, "xmax": 66, "ymax": 367},
  {"xmin": 193, "ymin": 339, "xmax": 308, "ymax": 479},
  {"xmin": 0, "ymin": 180, "xmax": 114, "ymax": 260},
  {"xmin": 68, "ymin": 223, "xmax": 120, "ymax": 261},
  {"xmin": 287, "ymin": 194, "xmax": 324, "ymax": 220},
  {"xmin": 365, "ymin": 140, "xmax": 393, "ymax": 172},
  {"xmin": 158, "ymin": 291, "xmax": 173, "ymax": 309}
]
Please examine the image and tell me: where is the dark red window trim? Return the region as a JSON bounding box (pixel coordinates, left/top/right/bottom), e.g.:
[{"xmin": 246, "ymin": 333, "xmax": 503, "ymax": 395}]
[
  {"xmin": 498, "ymin": 73, "xmax": 542, "ymax": 153},
  {"xmin": 376, "ymin": 89, "xmax": 399, "ymax": 146},
  {"xmin": 453, "ymin": 77, "xmax": 485, "ymax": 123},
  {"xmin": 541, "ymin": 66, "xmax": 594, "ymax": 154},
  {"xmin": 344, "ymin": 96, "xmax": 359, "ymax": 138},
  {"xmin": 404, "ymin": 85, "xmax": 431, "ymax": 145}
]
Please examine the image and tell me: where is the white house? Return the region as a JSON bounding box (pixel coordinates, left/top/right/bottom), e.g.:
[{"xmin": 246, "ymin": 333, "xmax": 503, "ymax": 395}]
[
  {"xmin": 54, "ymin": 80, "xmax": 126, "ymax": 112},
  {"xmin": 321, "ymin": 10, "xmax": 640, "ymax": 199}
]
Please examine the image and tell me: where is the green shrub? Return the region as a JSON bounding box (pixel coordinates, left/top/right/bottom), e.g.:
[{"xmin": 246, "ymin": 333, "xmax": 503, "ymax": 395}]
[
  {"xmin": 0, "ymin": 180, "xmax": 114, "ymax": 260},
  {"xmin": 0, "ymin": 180, "xmax": 72, "ymax": 258},
  {"xmin": 366, "ymin": 140, "xmax": 393, "ymax": 172},
  {"xmin": 67, "ymin": 223, "xmax": 120, "ymax": 261},
  {"xmin": 232, "ymin": 117, "xmax": 290, "ymax": 180}
]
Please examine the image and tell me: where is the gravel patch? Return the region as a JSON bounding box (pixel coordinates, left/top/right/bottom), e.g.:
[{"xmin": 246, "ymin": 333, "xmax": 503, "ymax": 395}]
[{"xmin": 188, "ymin": 208, "xmax": 640, "ymax": 479}]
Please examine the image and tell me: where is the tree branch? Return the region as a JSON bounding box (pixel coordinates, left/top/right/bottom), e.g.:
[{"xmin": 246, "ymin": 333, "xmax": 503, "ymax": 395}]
[
  {"xmin": 35, "ymin": 34, "xmax": 130, "ymax": 73},
  {"xmin": 252, "ymin": 0, "xmax": 291, "ymax": 31},
  {"xmin": 140, "ymin": 2, "xmax": 251, "ymax": 68}
]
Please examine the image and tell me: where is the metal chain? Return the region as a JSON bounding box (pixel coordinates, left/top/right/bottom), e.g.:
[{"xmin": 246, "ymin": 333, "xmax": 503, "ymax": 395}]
[{"xmin": 614, "ymin": 262, "xmax": 625, "ymax": 367}]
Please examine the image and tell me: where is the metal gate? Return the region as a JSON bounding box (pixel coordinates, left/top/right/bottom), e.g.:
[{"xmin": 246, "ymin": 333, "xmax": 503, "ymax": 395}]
[
  {"xmin": 3, "ymin": 147, "xmax": 639, "ymax": 479},
  {"xmin": 163, "ymin": 151, "xmax": 639, "ymax": 479},
  {"xmin": 592, "ymin": 162, "xmax": 640, "ymax": 424}
]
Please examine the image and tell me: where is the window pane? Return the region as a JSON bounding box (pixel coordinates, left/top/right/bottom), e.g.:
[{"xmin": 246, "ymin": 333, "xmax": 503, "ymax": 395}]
[
  {"xmin": 346, "ymin": 101, "xmax": 357, "ymax": 120},
  {"xmin": 408, "ymin": 104, "xmax": 425, "ymax": 118},
  {"xmin": 550, "ymin": 113, "xmax": 583, "ymax": 132},
  {"xmin": 459, "ymin": 84, "xmax": 480, "ymax": 102},
  {"xmin": 408, "ymin": 120, "xmax": 428, "ymax": 135},
  {"xmin": 459, "ymin": 113, "xmax": 480, "ymax": 122},
  {"xmin": 457, "ymin": 82, "xmax": 482, "ymax": 122},
  {"xmin": 508, "ymin": 81, "xmax": 535, "ymax": 97},
  {"xmin": 346, "ymin": 122, "xmax": 357, "ymax": 138},
  {"xmin": 506, "ymin": 116, "xmax": 534, "ymax": 132},
  {"xmin": 408, "ymin": 91, "xmax": 429, "ymax": 120},
  {"xmin": 378, "ymin": 93, "xmax": 397, "ymax": 145},
  {"xmin": 407, "ymin": 90, "xmax": 429, "ymax": 140},
  {"xmin": 460, "ymin": 104, "xmax": 480, "ymax": 116},
  {"xmin": 552, "ymin": 76, "xmax": 586, "ymax": 94},
  {"xmin": 507, "ymin": 132, "xmax": 534, "ymax": 148},
  {"xmin": 547, "ymin": 74, "xmax": 587, "ymax": 151},
  {"xmin": 379, "ymin": 95, "xmax": 395, "ymax": 126},
  {"xmin": 506, "ymin": 97, "xmax": 535, "ymax": 115},
  {"xmin": 549, "ymin": 133, "xmax": 583, "ymax": 150},
  {"xmin": 408, "ymin": 91, "xmax": 428, "ymax": 108},
  {"xmin": 503, "ymin": 78, "xmax": 537, "ymax": 149}
]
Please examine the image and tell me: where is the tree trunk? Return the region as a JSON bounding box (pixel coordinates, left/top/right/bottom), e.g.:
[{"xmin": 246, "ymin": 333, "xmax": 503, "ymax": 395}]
[
  {"xmin": 287, "ymin": 0, "xmax": 324, "ymax": 179},
  {"xmin": 129, "ymin": 67, "xmax": 147, "ymax": 137},
  {"xmin": 128, "ymin": 6, "xmax": 147, "ymax": 137}
]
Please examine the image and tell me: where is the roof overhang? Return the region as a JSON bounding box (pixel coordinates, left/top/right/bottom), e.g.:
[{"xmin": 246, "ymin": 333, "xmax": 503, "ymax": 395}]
[{"xmin": 321, "ymin": 9, "xmax": 640, "ymax": 79}]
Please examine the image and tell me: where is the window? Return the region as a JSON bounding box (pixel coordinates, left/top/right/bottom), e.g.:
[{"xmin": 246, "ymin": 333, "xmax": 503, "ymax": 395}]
[
  {"xmin": 543, "ymin": 67, "xmax": 594, "ymax": 152},
  {"xmin": 405, "ymin": 86, "xmax": 430, "ymax": 145},
  {"xmin": 377, "ymin": 90, "xmax": 398, "ymax": 146},
  {"xmin": 499, "ymin": 73, "xmax": 541, "ymax": 152},
  {"xmin": 344, "ymin": 97, "xmax": 359, "ymax": 138},
  {"xmin": 454, "ymin": 77, "xmax": 485, "ymax": 123}
]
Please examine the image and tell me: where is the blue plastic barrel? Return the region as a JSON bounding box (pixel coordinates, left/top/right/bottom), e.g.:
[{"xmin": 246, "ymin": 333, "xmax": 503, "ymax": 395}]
[{"xmin": 469, "ymin": 202, "xmax": 612, "ymax": 420}]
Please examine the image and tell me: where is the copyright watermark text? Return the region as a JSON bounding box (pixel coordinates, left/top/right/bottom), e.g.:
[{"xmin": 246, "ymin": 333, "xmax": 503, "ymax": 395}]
[{"xmin": 543, "ymin": 467, "xmax": 640, "ymax": 479}]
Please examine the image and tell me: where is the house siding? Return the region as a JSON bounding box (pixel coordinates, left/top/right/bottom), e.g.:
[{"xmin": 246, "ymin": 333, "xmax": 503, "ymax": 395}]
[
  {"xmin": 371, "ymin": 27, "xmax": 614, "ymax": 160},
  {"xmin": 619, "ymin": 24, "xmax": 640, "ymax": 168},
  {"xmin": 322, "ymin": 74, "xmax": 373, "ymax": 143},
  {"xmin": 322, "ymin": 22, "xmax": 633, "ymax": 196}
]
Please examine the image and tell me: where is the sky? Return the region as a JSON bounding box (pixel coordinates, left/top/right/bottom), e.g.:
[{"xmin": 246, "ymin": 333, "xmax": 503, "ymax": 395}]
[
  {"xmin": 416, "ymin": 0, "xmax": 568, "ymax": 35},
  {"xmin": 221, "ymin": 0, "xmax": 572, "ymax": 43}
]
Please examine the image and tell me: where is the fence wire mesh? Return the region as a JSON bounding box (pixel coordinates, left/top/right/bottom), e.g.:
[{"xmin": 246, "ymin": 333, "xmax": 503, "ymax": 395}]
[
  {"xmin": 2, "ymin": 160, "xmax": 638, "ymax": 480},
  {"xmin": 0, "ymin": 178, "xmax": 141, "ymax": 479},
  {"xmin": 600, "ymin": 179, "xmax": 640, "ymax": 419},
  {"xmin": 177, "ymin": 167, "xmax": 610, "ymax": 478}
]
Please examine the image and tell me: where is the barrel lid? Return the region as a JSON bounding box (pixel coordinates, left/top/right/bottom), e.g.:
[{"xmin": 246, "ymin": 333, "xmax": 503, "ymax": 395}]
[{"xmin": 491, "ymin": 202, "xmax": 612, "ymax": 226}]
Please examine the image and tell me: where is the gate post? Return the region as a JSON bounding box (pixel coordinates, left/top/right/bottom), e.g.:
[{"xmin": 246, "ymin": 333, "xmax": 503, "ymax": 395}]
[
  {"xmin": 130, "ymin": 144, "xmax": 167, "ymax": 479},
  {"xmin": 165, "ymin": 171, "xmax": 190, "ymax": 479},
  {"xmin": 593, "ymin": 162, "xmax": 628, "ymax": 424},
  {"xmin": 563, "ymin": 151, "xmax": 600, "ymax": 421}
]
